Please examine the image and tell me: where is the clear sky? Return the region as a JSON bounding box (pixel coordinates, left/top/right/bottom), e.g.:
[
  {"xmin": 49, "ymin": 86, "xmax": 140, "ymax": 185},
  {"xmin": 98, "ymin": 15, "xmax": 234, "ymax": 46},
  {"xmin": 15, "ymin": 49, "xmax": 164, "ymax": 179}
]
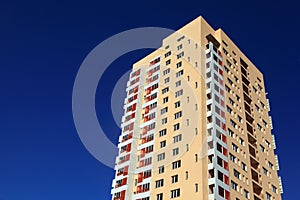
[{"xmin": 0, "ymin": 0, "xmax": 299, "ymax": 199}]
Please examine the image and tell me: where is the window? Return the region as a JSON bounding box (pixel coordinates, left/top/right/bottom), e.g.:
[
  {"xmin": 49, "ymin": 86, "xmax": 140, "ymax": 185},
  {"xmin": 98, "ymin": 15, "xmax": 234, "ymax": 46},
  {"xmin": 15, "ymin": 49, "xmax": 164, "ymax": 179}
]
[
  {"xmin": 225, "ymin": 85, "xmax": 231, "ymax": 92},
  {"xmin": 229, "ymin": 153, "xmax": 236, "ymax": 162},
  {"xmin": 244, "ymin": 190, "xmax": 249, "ymax": 199},
  {"xmin": 161, "ymin": 107, "xmax": 168, "ymax": 114},
  {"xmin": 263, "ymin": 120, "xmax": 268, "ymax": 127},
  {"xmin": 165, "ymin": 51, "xmax": 171, "ymax": 58},
  {"xmin": 163, "ymin": 97, "xmax": 169, "ymax": 103},
  {"xmin": 174, "ymin": 111, "xmax": 182, "ymax": 119},
  {"xmin": 175, "ymin": 89, "xmax": 183, "ymax": 97},
  {"xmin": 157, "ymin": 153, "xmax": 165, "ymax": 161},
  {"xmin": 195, "ymin": 82, "xmax": 198, "ymax": 88},
  {"xmin": 231, "ymin": 181, "xmax": 238, "ymax": 191},
  {"xmin": 228, "ymin": 129, "xmax": 234, "ymax": 137},
  {"xmin": 160, "ymin": 140, "xmax": 166, "ymax": 148},
  {"xmin": 234, "ymin": 76, "xmax": 238, "ymax": 82},
  {"xmin": 268, "ymin": 161, "xmax": 273, "ymax": 169},
  {"xmin": 171, "ymin": 175, "xmax": 178, "ymax": 183},
  {"xmin": 260, "ymin": 145, "xmax": 265, "ymax": 152},
  {"xmin": 173, "ymin": 148, "xmax": 179, "ymax": 156},
  {"xmin": 164, "ymin": 77, "xmax": 170, "ymax": 84},
  {"xmin": 253, "ymin": 86, "xmax": 257, "ymax": 93},
  {"xmin": 241, "ymin": 162, "xmax": 247, "ymax": 171},
  {"xmin": 174, "ymin": 123, "xmax": 180, "ymax": 131},
  {"xmin": 232, "ymin": 143, "xmax": 238, "ymax": 152},
  {"xmin": 265, "ymin": 140, "xmax": 270, "ymax": 147},
  {"xmin": 266, "ymin": 192, "xmax": 272, "ymax": 200},
  {"xmin": 227, "ymin": 106, "xmax": 232, "ymax": 114},
  {"xmin": 176, "ymin": 70, "xmax": 184, "ymax": 77},
  {"xmin": 257, "ymin": 124, "xmax": 262, "ymax": 131},
  {"xmin": 175, "ymin": 101, "xmax": 180, "ymax": 108},
  {"xmin": 173, "ymin": 134, "xmax": 182, "ymax": 143},
  {"xmin": 272, "ymin": 185, "xmax": 277, "ymax": 193},
  {"xmin": 176, "ymin": 61, "xmax": 182, "ymax": 68},
  {"xmin": 234, "ymin": 169, "xmax": 240, "ymax": 179},
  {"xmin": 175, "ymin": 80, "xmax": 181, "ymax": 87},
  {"xmin": 263, "ymin": 167, "xmax": 268, "ymax": 175},
  {"xmin": 185, "ymin": 171, "xmax": 189, "ymax": 179},
  {"xmin": 158, "ymin": 166, "xmax": 165, "ymax": 174},
  {"xmin": 155, "ymin": 179, "xmax": 164, "ymax": 188},
  {"xmin": 162, "ymin": 118, "xmax": 167, "ymax": 124},
  {"xmin": 177, "ymin": 52, "xmax": 184, "ymax": 59},
  {"xmin": 171, "ymin": 188, "xmax": 180, "ymax": 198},
  {"xmin": 157, "ymin": 193, "xmax": 163, "ymax": 200},
  {"xmin": 224, "ymin": 66, "xmax": 229, "ymax": 73},
  {"xmin": 238, "ymin": 116, "xmax": 242, "ymax": 123},
  {"xmin": 229, "ymin": 98, "xmax": 234, "ymax": 106},
  {"xmin": 230, "ymin": 120, "xmax": 237, "ymax": 128},
  {"xmin": 255, "ymin": 104, "xmax": 259, "ymax": 111},
  {"xmin": 159, "ymin": 129, "xmax": 167, "ymax": 137},
  {"xmin": 163, "ymin": 68, "xmax": 170, "ymax": 75},
  {"xmin": 260, "ymin": 101, "xmax": 265, "ymax": 108},
  {"xmin": 177, "ymin": 44, "xmax": 182, "ymax": 50},
  {"xmin": 239, "ymin": 138, "xmax": 244, "ymax": 146},
  {"xmin": 172, "ymin": 160, "xmax": 181, "ymax": 169},
  {"xmin": 162, "ymin": 87, "xmax": 169, "ymax": 94},
  {"xmin": 195, "ymin": 183, "xmax": 199, "ymax": 192},
  {"xmin": 236, "ymin": 95, "xmax": 240, "ymax": 102},
  {"xmin": 228, "ymin": 78, "xmax": 233, "ymax": 85},
  {"xmin": 166, "ymin": 59, "xmax": 171, "ymax": 66}
]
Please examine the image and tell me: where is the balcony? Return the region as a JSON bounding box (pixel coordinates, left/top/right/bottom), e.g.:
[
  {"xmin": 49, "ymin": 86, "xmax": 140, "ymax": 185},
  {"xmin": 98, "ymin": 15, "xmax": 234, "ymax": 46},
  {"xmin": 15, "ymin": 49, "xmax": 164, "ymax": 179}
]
[
  {"xmin": 248, "ymin": 133, "xmax": 257, "ymax": 148},
  {"xmin": 247, "ymin": 122, "xmax": 254, "ymax": 135},
  {"xmin": 242, "ymin": 74, "xmax": 250, "ymax": 86},
  {"xmin": 243, "ymin": 92, "xmax": 252, "ymax": 105},
  {"xmin": 240, "ymin": 65, "xmax": 248, "ymax": 77},
  {"xmin": 252, "ymin": 181, "xmax": 263, "ymax": 197},
  {"xmin": 245, "ymin": 112, "xmax": 254, "ymax": 125},
  {"xmin": 250, "ymin": 156, "xmax": 259, "ymax": 171}
]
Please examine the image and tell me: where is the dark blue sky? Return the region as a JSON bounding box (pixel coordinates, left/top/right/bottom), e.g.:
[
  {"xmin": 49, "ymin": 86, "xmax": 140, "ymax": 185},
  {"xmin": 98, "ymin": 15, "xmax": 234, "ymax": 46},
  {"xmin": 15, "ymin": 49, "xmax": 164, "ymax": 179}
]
[{"xmin": 0, "ymin": 0, "xmax": 299, "ymax": 199}]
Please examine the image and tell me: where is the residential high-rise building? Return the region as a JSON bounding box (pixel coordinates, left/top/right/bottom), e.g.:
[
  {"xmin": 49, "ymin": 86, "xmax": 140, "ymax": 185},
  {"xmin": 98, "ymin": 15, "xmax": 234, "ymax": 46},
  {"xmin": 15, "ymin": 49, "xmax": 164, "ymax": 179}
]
[{"xmin": 111, "ymin": 16, "xmax": 283, "ymax": 200}]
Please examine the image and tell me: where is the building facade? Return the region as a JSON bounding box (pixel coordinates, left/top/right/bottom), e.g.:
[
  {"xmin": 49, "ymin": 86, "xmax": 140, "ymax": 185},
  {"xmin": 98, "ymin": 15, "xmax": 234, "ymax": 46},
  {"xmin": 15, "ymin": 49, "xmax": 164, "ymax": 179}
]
[{"xmin": 111, "ymin": 17, "xmax": 283, "ymax": 200}]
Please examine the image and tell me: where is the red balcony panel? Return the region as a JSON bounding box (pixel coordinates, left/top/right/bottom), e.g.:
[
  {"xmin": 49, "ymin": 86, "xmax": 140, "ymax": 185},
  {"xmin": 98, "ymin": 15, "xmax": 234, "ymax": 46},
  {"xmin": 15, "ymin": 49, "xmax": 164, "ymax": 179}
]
[
  {"xmin": 146, "ymin": 88, "xmax": 151, "ymax": 95},
  {"xmin": 222, "ymin": 123, "xmax": 226, "ymax": 131},
  {"xmin": 222, "ymin": 134, "xmax": 227, "ymax": 143},
  {"xmin": 224, "ymin": 161, "xmax": 229, "ymax": 170},
  {"xmin": 136, "ymin": 185, "xmax": 142, "ymax": 193},
  {"xmin": 138, "ymin": 172, "xmax": 143, "ymax": 183},
  {"xmin": 122, "ymin": 177, "xmax": 127, "ymax": 185},
  {"xmin": 126, "ymin": 143, "xmax": 131, "ymax": 152},
  {"xmin": 218, "ymin": 50, "xmax": 222, "ymax": 56},
  {"xmin": 129, "ymin": 123, "xmax": 134, "ymax": 131},
  {"xmin": 132, "ymin": 103, "xmax": 137, "ymax": 111},
  {"xmin": 139, "ymin": 160, "xmax": 145, "ymax": 168},
  {"xmin": 224, "ymin": 175, "xmax": 229, "ymax": 185},
  {"xmin": 144, "ymin": 116, "xmax": 149, "ymax": 122},
  {"xmin": 123, "ymin": 166, "xmax": 128, "ymax": 176},
  {"xmin": 225, "ymin": 190, "xmax": 230, "ymax": 200},
  {"xmin": 218, "ymin": 60, "xmax": 223, "ymax": 66},
  {"xmin": 145, "ymin": 106, "xmax": 149, "ymax": 114},
  {"xmin": 120, "ymin": 190, "xmax": 125, "ymax": 200},
  {"xmin": 221, "ymin": 110, "xmax": 225, "ymax": 118},
  {"xmin": 142, "ymin": 127, "xmax": 147, "ymax": 135},
  {"xmin": 220, "ymin": 88, "xmax": 224, "ymax": 97},
  {"xmin": 136, "ymin": 69, "xmax": 140, "ymax": 76},
  {"xmin": 223, "ymin": 147, "xmax": 228, "ymax": 156},
  {"xmin": 219, "ymin": 79, "xmax": 224, "ymax": 86},
  {"xmin": 220, "ymin": 99, "xmax": 225, "ymax": 107},
  {"xmin": 140, "ymin": 148, "xmax": 145, "ymax": 158},
  {"xmin": 134, "ymin": 86, "xmax": 138, "ymax": 93}
]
